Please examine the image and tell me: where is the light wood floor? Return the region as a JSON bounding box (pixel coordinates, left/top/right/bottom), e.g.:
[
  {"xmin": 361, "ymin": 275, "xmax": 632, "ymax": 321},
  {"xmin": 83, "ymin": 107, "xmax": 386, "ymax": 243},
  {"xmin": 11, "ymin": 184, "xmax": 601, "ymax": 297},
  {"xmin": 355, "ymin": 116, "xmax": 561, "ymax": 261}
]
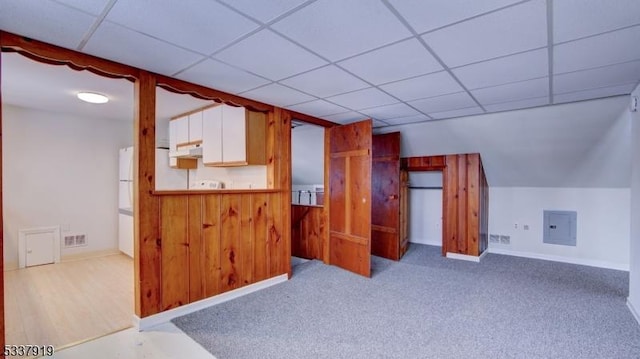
[{"xmin": 4, "ymin": 254, "xmax": 133, "ymax": 351}]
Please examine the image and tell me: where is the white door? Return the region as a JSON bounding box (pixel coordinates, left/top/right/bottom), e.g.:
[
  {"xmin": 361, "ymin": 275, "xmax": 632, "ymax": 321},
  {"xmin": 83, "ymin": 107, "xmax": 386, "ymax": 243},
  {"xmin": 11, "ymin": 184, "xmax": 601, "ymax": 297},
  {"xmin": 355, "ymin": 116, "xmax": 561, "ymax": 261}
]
[{"xmin": 25, "ymin": 232, "xmax": 55, "ymax": 267}]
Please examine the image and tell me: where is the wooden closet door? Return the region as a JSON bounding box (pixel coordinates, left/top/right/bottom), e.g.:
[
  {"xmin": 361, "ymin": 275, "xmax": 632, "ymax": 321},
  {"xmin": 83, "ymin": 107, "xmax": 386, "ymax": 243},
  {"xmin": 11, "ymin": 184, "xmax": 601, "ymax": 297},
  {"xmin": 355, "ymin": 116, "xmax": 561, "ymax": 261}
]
[
  {"xmin": 371, "ymin": 132, "xmax": 401, "ymax": 260},
  {"xmin": 328, "ymin": 120, "xmax": 372, "ymax": 277}
]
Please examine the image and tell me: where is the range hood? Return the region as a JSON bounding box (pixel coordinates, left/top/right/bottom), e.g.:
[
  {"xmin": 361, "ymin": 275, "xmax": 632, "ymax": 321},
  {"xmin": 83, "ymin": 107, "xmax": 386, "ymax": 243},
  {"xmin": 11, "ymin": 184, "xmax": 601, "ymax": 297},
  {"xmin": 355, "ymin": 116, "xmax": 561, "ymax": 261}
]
[{"xmin": 170, "ymin": 143, "xmax": 203, "ymax": 158}]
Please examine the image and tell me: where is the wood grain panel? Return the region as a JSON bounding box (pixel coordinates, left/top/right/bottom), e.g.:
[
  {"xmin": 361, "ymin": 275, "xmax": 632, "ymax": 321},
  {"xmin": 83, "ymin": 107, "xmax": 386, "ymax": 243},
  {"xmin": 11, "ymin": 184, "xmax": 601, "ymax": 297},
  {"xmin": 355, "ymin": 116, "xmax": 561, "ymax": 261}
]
[
  {"xmin": 291, "ymin": 205, "xmax": 324, "ymax": 260},
  {"xmin": 443, "ymin": 155, "xmax": 458, "ymax": 256},
  {"xmin": 160, "ymin": 196, "xmax": 190, "ymax": 310},
  {"xmin": 202, "ymin": 195, "xmax": 221, "ymax": 298},
  {"xmin": 466, "ymin": 154, "xmax": 480, "ymax": 256},
  {"xmin": 188, "ymin": 195, "xmax": 203, "ymax": 301},
  {"xmin": 371, "ymin": 132, "xmax": 401, "ymax": 260},
  {"xmin": 456, "ymin": 154, "xmax": 468, "ymax": 254},
  {"xmin": 328, "ymin": 120, "xmax": 372, "ymax": 277},
  {"xmin": 134, "ymin": 71, "xmax": 161, "ymax": 317},
  {"xmin": 252, "ymin": 194, "xmax": 269, "ymax": 282},
  {"xmin": 220, "ymin": 195, "xmax": 242, "ymax": 292},
  {"xmin": 240, "ymin": 194, "xmax": 254, "ymax": 286},
  {"xmin": 267, "ymin": 193, "xmax": 283, "ymax": 277}
]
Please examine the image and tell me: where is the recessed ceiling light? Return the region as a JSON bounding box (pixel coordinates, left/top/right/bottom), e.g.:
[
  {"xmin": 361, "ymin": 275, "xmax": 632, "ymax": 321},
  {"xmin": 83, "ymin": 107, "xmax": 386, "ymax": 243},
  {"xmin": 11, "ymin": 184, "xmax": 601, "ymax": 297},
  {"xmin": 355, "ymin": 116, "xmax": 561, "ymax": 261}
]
[{"xmin": 77, "ymin": 92, "xmax": 109, "ymax": 104}]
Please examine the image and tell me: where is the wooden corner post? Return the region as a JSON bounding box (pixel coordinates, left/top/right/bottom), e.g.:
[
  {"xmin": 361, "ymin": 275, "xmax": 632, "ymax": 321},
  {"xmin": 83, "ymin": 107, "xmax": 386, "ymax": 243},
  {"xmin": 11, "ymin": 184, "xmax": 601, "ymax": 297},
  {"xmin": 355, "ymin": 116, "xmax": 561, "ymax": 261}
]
[{"xmin": 134, "ymin": 71, "xmax": 161, "ymax": 317}]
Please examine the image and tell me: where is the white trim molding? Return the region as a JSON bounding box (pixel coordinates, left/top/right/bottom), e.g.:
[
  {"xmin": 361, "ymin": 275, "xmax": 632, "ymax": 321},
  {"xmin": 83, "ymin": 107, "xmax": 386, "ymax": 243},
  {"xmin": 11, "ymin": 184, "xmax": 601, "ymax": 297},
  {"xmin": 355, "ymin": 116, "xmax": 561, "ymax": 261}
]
[
  {"xmin": 628, "ymin": 299, "xmax": 640, "ymax": 326},
  {"xmin": 488, "ymin": 247, "xmax": 629, "ymax": 271},
  {"xmin": 135, "ymin": 274, "xmax": 288, "ymax": 331},
  {"xmin": 446, "ymin": 250, "xmax": 488, "ymax": 263}
]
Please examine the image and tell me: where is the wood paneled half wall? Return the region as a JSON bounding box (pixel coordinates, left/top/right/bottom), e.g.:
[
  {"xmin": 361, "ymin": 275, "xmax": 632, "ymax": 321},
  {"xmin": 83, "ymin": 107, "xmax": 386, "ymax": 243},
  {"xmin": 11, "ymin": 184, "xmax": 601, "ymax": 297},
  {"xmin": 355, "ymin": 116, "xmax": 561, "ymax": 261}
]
[{"xmin": 0, "ymin": 31, "xmax": 323, "ymax": 324}]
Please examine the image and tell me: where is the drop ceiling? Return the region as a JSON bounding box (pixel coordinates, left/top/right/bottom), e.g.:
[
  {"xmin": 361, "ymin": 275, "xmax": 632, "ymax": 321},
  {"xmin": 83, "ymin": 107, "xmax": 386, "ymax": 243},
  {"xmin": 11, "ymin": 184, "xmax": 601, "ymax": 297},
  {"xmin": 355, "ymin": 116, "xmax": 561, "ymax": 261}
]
[{"xmin": 1, "ymin": 0, "xmax": 639, "ymax": 127}]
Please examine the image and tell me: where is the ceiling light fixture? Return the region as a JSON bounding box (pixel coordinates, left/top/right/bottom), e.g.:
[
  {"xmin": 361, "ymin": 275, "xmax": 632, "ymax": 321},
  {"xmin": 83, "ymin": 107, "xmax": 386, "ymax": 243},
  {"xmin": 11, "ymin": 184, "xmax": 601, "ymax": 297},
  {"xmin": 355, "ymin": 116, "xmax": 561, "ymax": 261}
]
[{"xmin": 77, "ymin": 92, "xmax": 109, "ymax": 104}]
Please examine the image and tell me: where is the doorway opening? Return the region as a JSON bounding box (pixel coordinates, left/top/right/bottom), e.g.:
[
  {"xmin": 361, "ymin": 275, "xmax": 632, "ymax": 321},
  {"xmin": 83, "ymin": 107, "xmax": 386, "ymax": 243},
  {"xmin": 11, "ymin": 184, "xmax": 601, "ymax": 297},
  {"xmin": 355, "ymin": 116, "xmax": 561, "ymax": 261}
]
[{"xmin": 2, "ymin": 51, "xmax": 134, "ymax": 349}]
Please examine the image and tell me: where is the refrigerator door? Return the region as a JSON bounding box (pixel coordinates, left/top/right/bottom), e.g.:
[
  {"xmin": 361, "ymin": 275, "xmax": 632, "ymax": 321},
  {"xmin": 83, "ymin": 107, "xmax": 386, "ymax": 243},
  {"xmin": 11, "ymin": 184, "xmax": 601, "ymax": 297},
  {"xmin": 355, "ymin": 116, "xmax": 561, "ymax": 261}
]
[
  {"xmin": 155, "ymin": 148, "xmax": 188, "ymax": 190},
  {"xmin": 119, "ymin": 181, "xmax": 132, "ymax": 210}
]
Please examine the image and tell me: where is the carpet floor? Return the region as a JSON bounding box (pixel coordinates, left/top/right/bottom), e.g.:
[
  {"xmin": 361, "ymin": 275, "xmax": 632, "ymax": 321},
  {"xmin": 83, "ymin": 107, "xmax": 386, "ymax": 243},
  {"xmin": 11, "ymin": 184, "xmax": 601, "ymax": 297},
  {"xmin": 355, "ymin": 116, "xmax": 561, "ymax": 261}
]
[{"xmin": 173, "ymin": 244, "xmax": 640, "ymax": 359}]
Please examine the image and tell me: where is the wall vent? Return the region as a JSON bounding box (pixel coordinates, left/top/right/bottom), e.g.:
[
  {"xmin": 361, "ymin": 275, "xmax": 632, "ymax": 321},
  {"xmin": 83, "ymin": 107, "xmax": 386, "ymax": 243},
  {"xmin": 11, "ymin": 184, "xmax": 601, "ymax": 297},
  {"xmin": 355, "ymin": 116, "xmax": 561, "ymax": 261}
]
[
  {"xmin": 489, "ymin": 234, "xmax": 499, "ymax": 243},
  {"xmin": 499, "ymin": 235, "xmax": 510, "ymax": 244},
  {"xmin": 64, "ymin": 234, "xmax": 88, "ymax": 247}
]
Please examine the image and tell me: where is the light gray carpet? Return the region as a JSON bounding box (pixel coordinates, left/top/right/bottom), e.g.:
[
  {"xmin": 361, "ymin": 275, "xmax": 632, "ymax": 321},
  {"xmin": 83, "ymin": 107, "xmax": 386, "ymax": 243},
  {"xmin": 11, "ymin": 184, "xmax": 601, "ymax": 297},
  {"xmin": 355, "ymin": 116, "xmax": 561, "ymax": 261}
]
[{"xmin": 173, "ymin": 244, "xmax": 640, "ymax": 359}]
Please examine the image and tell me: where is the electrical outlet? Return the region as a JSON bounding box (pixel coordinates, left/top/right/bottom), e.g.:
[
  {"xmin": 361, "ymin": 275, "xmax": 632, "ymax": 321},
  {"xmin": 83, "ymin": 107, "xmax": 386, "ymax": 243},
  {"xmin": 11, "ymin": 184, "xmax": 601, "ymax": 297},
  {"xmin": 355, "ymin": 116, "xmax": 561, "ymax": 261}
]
[{"xmin": 514, "ymin": 223, "xmax": 518, "ymax": 229}]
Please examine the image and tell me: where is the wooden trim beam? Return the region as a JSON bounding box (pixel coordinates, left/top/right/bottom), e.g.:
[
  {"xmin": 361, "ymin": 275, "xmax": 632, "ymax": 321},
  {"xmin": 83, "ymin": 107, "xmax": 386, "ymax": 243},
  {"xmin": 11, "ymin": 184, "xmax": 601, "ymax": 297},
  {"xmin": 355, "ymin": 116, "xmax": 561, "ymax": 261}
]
[
  {"xmin": 0, "ymin": 31, "xmax": 139, "ymax": 80},
  {"xmin": 0, "ymin": 42, "xmax": 5, "ymax": 350}
]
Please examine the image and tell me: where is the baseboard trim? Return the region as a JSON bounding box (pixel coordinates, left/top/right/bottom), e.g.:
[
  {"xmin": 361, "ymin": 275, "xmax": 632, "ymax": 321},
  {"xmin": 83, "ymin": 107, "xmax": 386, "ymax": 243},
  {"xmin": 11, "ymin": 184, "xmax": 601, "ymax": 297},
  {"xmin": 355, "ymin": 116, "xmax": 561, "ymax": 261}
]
[
  {"xmin": 627, "ymin": 298, "xmax": 640, "ymax": 326},
  {"xmin": 135, "ymin": 274, "xmax": 288, "ymax": 331},
  {"xmin": 409, "ymin": 239, "xmax": 442, "ymax": 247},
  {"xmin": 488, "ymin": 247, "xmax": 629, "ymax": 271},
  {"xmin": 61, "ymin": 249, "xmax": 121, "ymax": 262},
  {"xmin": 446, "ymin": 250, "xmax": 487, "ymax": 262}
]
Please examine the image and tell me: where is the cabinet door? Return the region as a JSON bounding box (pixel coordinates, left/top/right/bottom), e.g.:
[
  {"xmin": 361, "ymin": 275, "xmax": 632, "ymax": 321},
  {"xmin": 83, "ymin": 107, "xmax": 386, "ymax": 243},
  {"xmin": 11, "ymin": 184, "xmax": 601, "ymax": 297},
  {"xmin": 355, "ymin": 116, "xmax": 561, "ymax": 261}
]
[
  {"xmin": 202, "ymin": 105, "xmax": 223, "ymax": 164},
  {"xmin": 222, "ymin": 105, "xmax": 247, "ymax": 164},
  {"xmin": 189, "ymin": 111, "xmax": 203, "ymax": 144},
  {"xmin": 173, "ymin": 115, "xmax": 189, "ymax": 147}
]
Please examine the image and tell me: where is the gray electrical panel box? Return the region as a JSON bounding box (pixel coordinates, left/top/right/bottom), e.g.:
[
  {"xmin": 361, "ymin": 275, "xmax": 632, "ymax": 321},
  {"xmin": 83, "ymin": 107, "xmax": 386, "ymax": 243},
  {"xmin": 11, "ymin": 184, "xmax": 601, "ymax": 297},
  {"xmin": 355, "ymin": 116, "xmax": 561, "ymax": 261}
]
[{"xmin": 543, "ymin": 210, "xmax": 577, "ymax": 246}]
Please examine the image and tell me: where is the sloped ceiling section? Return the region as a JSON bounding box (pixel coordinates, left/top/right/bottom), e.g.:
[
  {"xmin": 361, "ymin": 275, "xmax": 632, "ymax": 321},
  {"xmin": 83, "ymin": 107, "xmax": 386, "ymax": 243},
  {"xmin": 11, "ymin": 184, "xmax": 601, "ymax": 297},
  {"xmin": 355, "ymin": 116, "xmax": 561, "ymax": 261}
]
[{"xmin": 377, "ymin": 96, "xmax": 632, "ymax": 188}]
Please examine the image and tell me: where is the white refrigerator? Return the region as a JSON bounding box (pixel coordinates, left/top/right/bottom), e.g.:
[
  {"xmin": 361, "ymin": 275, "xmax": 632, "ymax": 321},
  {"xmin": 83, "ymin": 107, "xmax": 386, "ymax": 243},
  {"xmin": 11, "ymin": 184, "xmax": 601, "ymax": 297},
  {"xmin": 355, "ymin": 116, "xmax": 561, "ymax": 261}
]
[{"xmin": 118, "ymin": 147, "xmax": 188, "ymax": 257}]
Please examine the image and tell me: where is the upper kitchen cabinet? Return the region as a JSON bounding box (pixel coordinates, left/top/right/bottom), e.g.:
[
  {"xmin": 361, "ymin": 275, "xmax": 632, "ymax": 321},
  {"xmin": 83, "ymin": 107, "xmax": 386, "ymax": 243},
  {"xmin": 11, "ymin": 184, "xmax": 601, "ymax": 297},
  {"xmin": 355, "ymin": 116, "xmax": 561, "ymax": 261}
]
[
  {"xmin": 170, "ymin": 111, "xmax": 203, "ymax": 148},
  {"xmin": 202, "ymin": 104, "xmax": 266, "ymax": 167}
]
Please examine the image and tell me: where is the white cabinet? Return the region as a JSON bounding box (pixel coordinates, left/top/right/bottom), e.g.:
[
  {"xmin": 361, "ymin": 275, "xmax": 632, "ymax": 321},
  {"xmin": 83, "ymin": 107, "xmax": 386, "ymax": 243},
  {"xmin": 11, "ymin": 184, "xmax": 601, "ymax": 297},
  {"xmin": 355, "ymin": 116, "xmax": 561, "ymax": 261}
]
[
  {"xmin": 170, "ymin": 112, "xmax": 203, "ymax": 148},
  {"xmin": 202, "ymin": 105, "xmax": 223, "ymax": 164},
  {"xmin": 202, "ymin": 104, "xmax": 266, "ymax": 167}
]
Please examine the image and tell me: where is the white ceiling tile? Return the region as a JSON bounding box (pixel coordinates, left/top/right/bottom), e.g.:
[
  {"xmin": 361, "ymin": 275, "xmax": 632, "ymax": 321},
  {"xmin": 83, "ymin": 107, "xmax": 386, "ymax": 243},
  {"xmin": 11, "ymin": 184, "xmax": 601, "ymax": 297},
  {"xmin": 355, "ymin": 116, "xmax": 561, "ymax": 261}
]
[
  {"xmin": 327, "ymin": 87, "xmax": 398, "ymax": 110},
  {"xmin": 214, "ymin": 29, "xmax": 327, "ymax": 81},
  {"xmin": 286, "ymin": 99, "xmax": 348, "ymax": 117},
  {"xmin": 422, "ymin": 0, "xmax": 547, "ymax": 67},
  {"xmin": 472, "ymin": 77, "xmax": 549, "ymax": 105},
  {"xmin": 323, "ymin": 111, "xmax": 368, "ymax": 124},
  {"xmin": 337, "ymin": 39, "xmax": 442, "ymax": 85},
  {"xmin": 429, "ymin": 106, "xmax": 485, "ymax": 120},
  {"xmin": 359, "ymin": 103, "xmax": 420, "ymax": 120},
  {"xmin": 554, "ymin": 0, "xmax": 640, "ymax": 43},
  {"xmin": 554, "ymin": 83, "xmax": 636, "ymax": 104},
  {"xmin": 175, "ymin": 59, "xmax": 271, "ymax": 94},
  {"xmin": 554, "ymin": 26, "xmax": 640, "ymax": 74},
  {"xmin": 372, "ymin": 120, "xmax": 390, "ymax": 128},
  {"xmin": 383, "ymin": 114, "xmax": 430, "ymax": 126},
  {"xmin": 272, "ymin": 0, "xmax": 412, "ymax": 61},
  {"xmin": 106, "ymin": 0, "xmax": 259, "ymax": 55},
  {"xmin": 0, "ymin": 0, "xmax": 97, "ymax": 49},
  {"xmin": 218, "ymin": 0, "xmax": 310, "ymax": 23},
  {"xmin": 409, "ymin": 92, "xmax": 477, "ymax": 113},
  {"xmin": 240, "ymin": 83, "xmax": 315, "ymax": 107},
  {"xmin": 388, "ymin": 0, "xmax": 522, "ymax": 34},
  {"xmin": 554, "ymin": 60, "xmax": 640, "ymax": 94},
  {"xmin": 453, "ymin": 49, "xmax": 548, "ymax": 90},
  {"xmin": 483, "ymin": 96, "xmax": 549, "ymax": 112},
  {"xmin": 280, "ymin": 65, "xmax": 369, "ymax": 97},
  {"xmin": 380, "ymin": 71, "xmax": 463, "ymax": 102},
  {"xmin": 53, "ymin": 0, "xmax": 111, "ymax": 15},
  {"xmin": 84, "ymin": 21, "xmax": 204, "ymax": 75}
]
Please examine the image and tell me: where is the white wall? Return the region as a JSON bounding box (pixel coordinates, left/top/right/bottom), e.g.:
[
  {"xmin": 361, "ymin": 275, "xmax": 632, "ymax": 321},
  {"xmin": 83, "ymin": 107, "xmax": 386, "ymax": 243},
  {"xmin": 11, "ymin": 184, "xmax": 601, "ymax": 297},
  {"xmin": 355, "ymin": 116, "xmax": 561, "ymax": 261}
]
[
  {"xmin": 189, "ymin": 162, "xmax": 267, "ymax": 189},
  {"xmin": 407, "ymin": 171, "xmax": 442, "ymax": 246},
  {"xmin": 292, "ymin": 124, "xmax": 324, "ymax": 185},
  {"xmin": 629, "ymin": 86, "xmax": 640, "ymax": 322},
  {"xmin": 3, "ymin": 105, "xmax": 131, "ymax": 268},
  {"xmin": 488, "ymin": 187, "xmax": 630, "ymax": 270}
]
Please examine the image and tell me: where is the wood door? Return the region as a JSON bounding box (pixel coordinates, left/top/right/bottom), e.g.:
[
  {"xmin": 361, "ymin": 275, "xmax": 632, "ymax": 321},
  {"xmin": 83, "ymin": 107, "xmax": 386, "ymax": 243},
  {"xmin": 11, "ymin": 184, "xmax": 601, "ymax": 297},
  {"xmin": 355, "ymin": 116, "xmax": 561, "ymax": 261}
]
[
  {"xmin": 328, "ymin": 120, "xmax": 372, "ymax": 277},
  {"xmin": 371, "ymin": 132, "xmax": 402, "ymax": 260}
]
